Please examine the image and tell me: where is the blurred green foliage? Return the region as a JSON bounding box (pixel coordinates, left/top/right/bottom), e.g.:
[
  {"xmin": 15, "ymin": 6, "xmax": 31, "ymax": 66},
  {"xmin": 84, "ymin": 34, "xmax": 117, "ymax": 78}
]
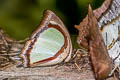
[{"xmin": 0, "ymin": 0, "xmax": 104, "ymax": 47}]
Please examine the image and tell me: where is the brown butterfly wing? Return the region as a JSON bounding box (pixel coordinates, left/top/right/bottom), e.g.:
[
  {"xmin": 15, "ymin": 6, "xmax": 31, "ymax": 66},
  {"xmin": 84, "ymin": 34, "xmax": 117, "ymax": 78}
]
[
  {"xmin": 75, "ymin": 0, "xmax": 112, "ymax": 49},
  {"xmin": 88, "ymin": 5, "xmax": 113, "ymax": 80}
]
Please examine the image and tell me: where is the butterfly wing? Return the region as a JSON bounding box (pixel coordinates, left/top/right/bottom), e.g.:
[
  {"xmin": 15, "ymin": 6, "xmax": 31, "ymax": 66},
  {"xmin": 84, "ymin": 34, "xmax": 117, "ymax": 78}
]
[
  {"xmin": 75, "ymin": 0, "xmax": 112, "ymax": 49},
  {"xmin": 88, "ymin": 5, "xmax": 113, "ymax": 80},
  {"xmin": 98, "ymin": 0, "xmax": 120, "ymax": 69},
  {"xmin": 21, "ymin": 10, "xmax": 72, "ymax": 67}
]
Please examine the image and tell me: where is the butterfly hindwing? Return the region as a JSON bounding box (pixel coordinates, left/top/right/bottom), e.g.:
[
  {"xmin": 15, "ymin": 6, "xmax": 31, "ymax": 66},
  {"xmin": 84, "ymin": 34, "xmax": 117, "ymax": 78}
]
[{"xmin": 21, "ymin": 10, "xmax": 72, "ymax": 67}]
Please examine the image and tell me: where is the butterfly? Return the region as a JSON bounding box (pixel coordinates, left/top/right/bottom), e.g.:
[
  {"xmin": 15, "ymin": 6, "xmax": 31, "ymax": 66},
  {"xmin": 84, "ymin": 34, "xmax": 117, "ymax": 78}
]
[
  {"xmin": 98, "ymin": 0, "xmax": 120, "ymax": 69},
  {"xmin": 75, "ymin": 0, "xmax": 120, "ymax": 79},
  {"xmin": 21, "ymin": 10, "xmax": 72, "ymax": 67}
]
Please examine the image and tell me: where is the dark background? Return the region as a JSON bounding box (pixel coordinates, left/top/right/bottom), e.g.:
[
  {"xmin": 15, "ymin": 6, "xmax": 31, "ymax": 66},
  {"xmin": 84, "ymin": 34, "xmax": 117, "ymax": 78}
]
[{"xmin": 0, "ymin": 0, "xmax": 104, "ymax": 46}]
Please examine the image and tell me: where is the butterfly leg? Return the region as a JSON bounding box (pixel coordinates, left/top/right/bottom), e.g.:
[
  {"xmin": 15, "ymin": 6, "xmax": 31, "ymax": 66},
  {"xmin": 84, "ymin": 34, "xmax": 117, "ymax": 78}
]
[
  {"xmin": 17, "ymin": 37, "xmax": 29, "ymax": 43},
  {"xmin": 113, "ymin": 72, "xmax": 118, "ymax": 80},
  {"xmin": 74, "ymin": 62, "xmax": 82, "ymax": 71},
  {"xmin": 52, "ymin": 65, "xmax": 60, "ymax": 69},
  {"xmin": 73, "ymin": 49, "xmax": 88, "ymax": 71}
]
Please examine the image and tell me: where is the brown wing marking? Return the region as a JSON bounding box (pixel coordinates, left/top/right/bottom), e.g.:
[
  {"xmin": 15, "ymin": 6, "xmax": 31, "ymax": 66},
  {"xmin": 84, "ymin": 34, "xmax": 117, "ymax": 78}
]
[{"xmin": 88, "ymin": 5, "xmax": 113, "ymax": 80}]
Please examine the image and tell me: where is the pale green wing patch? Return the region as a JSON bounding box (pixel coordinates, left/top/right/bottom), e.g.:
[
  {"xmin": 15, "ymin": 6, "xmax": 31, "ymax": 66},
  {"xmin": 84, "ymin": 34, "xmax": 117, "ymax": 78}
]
[
  {"xmin": 102, "ymin": 24, "xmax": 118, "ymax": 47},
  {"xmin": 30, "ymin": 28, "xmax": 65, "ymax": 64}
]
